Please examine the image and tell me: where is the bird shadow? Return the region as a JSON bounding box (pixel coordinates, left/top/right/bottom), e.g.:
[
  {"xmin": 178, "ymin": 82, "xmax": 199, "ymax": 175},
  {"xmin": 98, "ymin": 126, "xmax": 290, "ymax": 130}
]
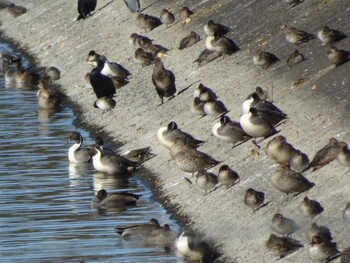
[
  {"xmin": 97, "ymin": 1, "xmax": 114, "ymax": 12},
  {"xmin": 177, "ymin": 80, "xmax": 201, "ymax": 95},
  {"xmin": 140, "ymin": 0, "xmax": 162, "ymax": 12}
]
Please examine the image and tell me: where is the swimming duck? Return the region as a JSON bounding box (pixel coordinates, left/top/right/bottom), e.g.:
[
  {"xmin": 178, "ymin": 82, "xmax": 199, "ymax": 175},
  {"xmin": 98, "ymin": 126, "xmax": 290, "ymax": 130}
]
[
  {"xmin": 77, "ymin": 0, "xmax": 97, "ymax": 20},
  {"xmin": 308, "ymin": 235, "xmax": 340, "ymax": 262},
  {"xmin": 266, "ymin": 234, "xmax": 303, "ymax": 259},
  {"xmin": 283, "ymin": 25, "xmax": 315, "ymax": 44},
  {"xmin": 94, "ymin": 96, "xmax": 116, "ymax": 112},
  {"xmin": 134, "ymin": 48, "xmax": 155, "ymax": 67},
  {"xmin": 68, "ymin": 132, "xmax": 92, "ymax": 163},
  {"xmin": 89, "ymin": 147, "xmax": 138, "ymax": 175},
  {"xmin": 195, "ymin": 170, "xmax": 218, "ymax": 194},
  {"xmin": 299, "ymin": 196, "xmax": 324, "ymax": 218},
  {"xmin": 179, "ymin": 31, "xmax": 201, "ymax": 50},
  {"xmin": 115, "ymin": 218, "xmax": 161, "ymax": 240},
  {"xmin": 43, "ymin": 66, "xmax": 61, "ymax": 82},
  {"xmin": 212, "ymin": 116, "xmax": 250, "ymax": 147},
  {"xmin": 176, "ymin": 231, "xmax": 220, "ymax": 262},
  {"xmin": 302, "ymin": 138, "xmax": 342, "ymax": 172},
  {"xmin": 287, "ymin": 49, "xmax": 305, "ymax": 66},
  {"xmin": 160, "ymin": 9, "xmax": 175, "ymax": 27},
  {"xmin": 271, "ymin": 213, "xmax": 299, "ymax": 237},
  {"xmin": 317, "ymin": 26, "xmax": 346, "ymax": 45},
  {"xmin": 123, "ymin": 0, "xmax": 140, "ymax": 13},
  {"xmin": 1, "ymin": 49, "xmax": 22, "ymax": 63},
  {"xmin": 91, "ymin": 189, "xmax": 141, "ymax": 209},
  {"xmin": 203, "ymin": 20, "xmax": 229, "ymax": 36},
  {"xmin": 217, "ymin": 164, "xmax": 240, "ymax": 189},
  {"xmin": 152, "ymin": 58, "xmax": 176, "ymax": 105},
  {"xmin": 7, "ymin": 3, "xmax": 27, "ymax": 17},
  {"xmin": 146, "ymin": 224, "xmax": 177, "ymax": 248},
  {"xmin": 157, "ymin": 121, "xmax": 204, "ymax": 149},
  {"xmin": 271, "ymin": 165, "xmax": 315, "ymax": 197},
  {"xmin": 89, "ymin": 59, "xmax": 116, "ymax": 98},
  {"xmin": 253, "ymin": 49, "xmax": 279, "ymax": 69},
  {"xmin": 244, "ymin": 188, "xmax": 267, "ymax": 212},
  {"xmin": 36, "ymin": 80, "xmax": 63, "ymax": 109},
  {"xmin": 205, "ymin": 34, "xmax": 239, "ymax": 56},
  {"xmin": 170, "ymin": 139, "xmax": 220, "ymax": 174},
  {"xmin": 327, "ymin": 46, "xmax": 349, "ymax": 67},
  {"xmin": 94, "ymin": 137, "xmax": 116, "ymax": 156},
  {"xmin": 136, "ymin": 13, "xmax": 162, "ymax": 31}
]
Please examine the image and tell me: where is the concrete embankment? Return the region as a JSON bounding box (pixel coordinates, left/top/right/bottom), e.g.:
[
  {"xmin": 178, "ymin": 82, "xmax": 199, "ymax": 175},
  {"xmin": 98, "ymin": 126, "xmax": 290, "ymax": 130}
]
[{"xmin": 1, "ymin": 0, "xmax": 349, "ymax": 262}]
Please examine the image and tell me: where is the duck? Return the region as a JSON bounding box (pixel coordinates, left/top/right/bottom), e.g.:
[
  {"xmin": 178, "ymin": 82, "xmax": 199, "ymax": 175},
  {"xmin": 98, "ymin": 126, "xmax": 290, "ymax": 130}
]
[
  {"xmin": 99, "ymin": 55, "xmax": 131, "ymax": 80},
  {"xmin": 336, "ymin": 142, "xmax": 350, "ymax": 169},
  {"xmin": 179, "ymin": 31, "xmax": 201, "ymax": 50},
  {"xmin": 68, "ymin": 132, "xmax": 92, "ymax": 163},
  {"xmin": 193, "ymin": 83, "xmax": 218, "ymax": 101},
  {"xmin": 302, "ymin": 138, "xmax": 342, "ymax": 172},
  {"xmin": 289, "ymin": 149, "xmax": 310, "ymax": 172},
  {"xmin": 283, "ymin": 25, "xmax": 315, "ymax": 44},
  {"xmin": 287, "ymin": 49, "xmax": 305, "ymax": 66},
  {"xmin": 1, "ymin": 49, "xmax": 22, "ymax": 63},
  {"xmin": 265, "ymin": 135, "xmax": 295, "ymax": 165},
  {"xmin": 134, "ymin": 48, "xmax": 155, "ymax": 67},
  {"xmin": 191, "ymin": 97, "xmax": 206, "ymax": 116},
  {"xmin": 266, "ymin": 234, "xmax": 303, "ymax": 259},
  {"xmin": 93, "ymin": 96, "xmax": 116, "ymax": 112},
  {"xmin": 123, "ymin": 0, "xmax": 140, "ymax": 13},
  {"xmin": 195, "ymin": 170, "xmax": 218, "ymax": 194},
  {"xmin": 15, "ymin": 66, "xmax": 40, "ymax": 87},
  {"xmin": 194, "ymin": 48, "xmax": 221, "ymax": 67},
  {"xmin": 146, "ymin": 224, "xmax": 177, "ymax": 248},
  {"xmin": 317, "ymin": 26, "xmax": 346, "ymax": 45},
  {"xmin": 308, "ymin": 235, "xmax": 340, "ymax": 262},
  {"xmin": 121, "ymin": 147, "xmax": 156, "ymax": 164},
  {"xmin": 205, "ymin": 34, "xmax": 239, "ymax": 56},
  {"xmin": 77, "ymin": 0, "xmax": 97, "ymax": 20},
  {"xmin": 157, "ymin": 121, "xmax": 204, "ymax": 149},
  {"xmin": 89, "ymin": 148, "xmax": 139, "ymax": 175},
  {"xmin": 152, "ymin": 58, "xmax": 176, "ymax": 105},
  {"xmin": 179, "ymin": 7, "xmax": 193, "ymax": 24},
  {"xmin": 242, "ymin": 87, "xmax": 269, "ymax": 113},
  {"xmin": 307, "ymin": 223, "xmax": 333, "ymax": 243},
  {"xmin": 212, "ymin": 116, "xmax": 250, "ymax": 147},
  {"xmin": 36, "ymin": 80, "xmax": 63, "ymax": 109},
  {"xmin": 253, "ymin": 49, "xmax": 279, "ymax": 69},
  {"xmin": 89, "ymin": 59, "xmax": 116, "ymax": 99},
  {"xmin": 203, "ymin": 97, "xmax": 228, "ymax": 117},
  {"xmin": 160, "ymin": 9, "xmax": 175, "ymax": 27},
  {"xmin": 327, "ymin": 46, "xmax": 349, "ymax": 67},
  {"xmin": 94, "ymin": 137, "xmax": 116, "ymax": 156},
  {"xmin": 129, "ymin": 33, "xmax": 153, "ymax": 49},
  {"xmin": 271, "ymin": 165, "xmax": 315, "ymax": 197},
  {"xmin": 244, "ymin": 188, "xmax": 267, "ymax": 212},
  {"xmin": 136, "ymin": 13, "xmax": 162, "ymax": 31},
  {"xmin": 203, "ymin": 20, "xmax": 229, "ymax": 36},
  {"xmin": 43, "ymin": 66, "xmax": 60, "ymax": 82},
  {"xmin": 7, "ymin": 3, "xmax": 27, "ymax": 17},
  {"xmin": 217, "ymin": 164, "xmax": 240, "ymax": 189},
  {"xmin": 176, "ymin": 231, "xmax": 219, "ymax": 262},
  {"xmin": 91, "ymin": 189, "xmax": 141, "ymax": 209},
  {"xmin": 170, "ymin": 139, "xmax": 220, "ymax": 174},
  {"xmin": 299, "ymin": 196, "xmax": 324, "ymax": 218},
  {"xmin": 115, "ymin": 218, "xmax": 161, "ymax": 240},
  {"xmin": 271, "ymin": 213, "xmax": 299, "ymax": 237}
]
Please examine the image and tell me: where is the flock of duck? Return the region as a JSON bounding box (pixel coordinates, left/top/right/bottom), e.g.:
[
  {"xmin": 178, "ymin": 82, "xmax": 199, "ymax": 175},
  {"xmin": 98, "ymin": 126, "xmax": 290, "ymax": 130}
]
[{"xmin": 1, "ymin": 0, "xmax": 350, "ymax": 262}]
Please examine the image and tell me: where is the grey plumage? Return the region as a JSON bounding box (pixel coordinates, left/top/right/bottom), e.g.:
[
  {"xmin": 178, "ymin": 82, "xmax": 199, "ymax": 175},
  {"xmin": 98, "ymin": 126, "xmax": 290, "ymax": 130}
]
[{"xmin": 179, "ymin": 31, "xmax": 201, "ymax": 50}]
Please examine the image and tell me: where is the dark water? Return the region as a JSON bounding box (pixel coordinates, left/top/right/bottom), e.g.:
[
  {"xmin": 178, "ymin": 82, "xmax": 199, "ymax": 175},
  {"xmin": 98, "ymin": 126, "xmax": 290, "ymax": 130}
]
[{"xmin": 0, "ymin": 43, "xmax": 184, "ymax": 262}]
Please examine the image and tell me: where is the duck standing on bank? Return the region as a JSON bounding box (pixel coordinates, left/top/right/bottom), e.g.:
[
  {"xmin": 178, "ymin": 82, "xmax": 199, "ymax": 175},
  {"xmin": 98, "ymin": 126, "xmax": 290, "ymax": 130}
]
[
  {"xmin": 152, "ymin": 58, "xmax": 176, "ymax": 105},
  {"xmin": 89, "ymin": 59, "xmax": 116, "ymax": 99},
  {"xmin": 77, "ymin": 0, "xmax": 97, "ymax": 20}
]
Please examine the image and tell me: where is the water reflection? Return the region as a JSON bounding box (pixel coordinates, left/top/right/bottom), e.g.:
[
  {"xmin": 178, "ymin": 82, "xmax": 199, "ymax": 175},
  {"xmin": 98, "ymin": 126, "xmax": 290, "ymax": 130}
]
[{"xmin": 0, "ymin": 43, "xmax": 184, "ymax": 262}]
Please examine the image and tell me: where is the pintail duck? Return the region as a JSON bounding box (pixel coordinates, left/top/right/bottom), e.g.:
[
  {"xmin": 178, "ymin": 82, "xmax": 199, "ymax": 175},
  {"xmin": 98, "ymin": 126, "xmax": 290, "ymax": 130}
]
[
  {"xmin": 191, "ymin": 97, "xmax": 206, "ymax": 116},
  {"xmin": 115, "ymin": 218, "xmax": 161, "ymax": 240},
  {"xmin": 193, "ymin": 83, "xmax": 218, "ymax": 101},
  {"xmin": 7, "ymin": 3, "xmax": 27, "ymax": 17},
  {"xmin": 242, "ymin": 87, "xmax": 268, "ymax": 113},
  {"xmin": 160, "ymin": 9, "xmax": 175, "ymax": 27},
  {"xmin": 95, "ymin": 137, "xmax": 116, "ymax": 156},
  {"xmin": 94, "ymin": 96, "xmax": 116, "ymax": 112},
  {"xmin": 266, "ymin": 234, "xmax": 303, "ymax": 259},
  {"xmin": 136, "ymin": 13, "xmax": 162, "ymax": 32},
  {"xmin": 179, "ymin": 7, "xmax": 193, "ymax": 24},
  {"xmin": 203, "ymin": 97, "xmax": 228, "ymax": 117},
  {"xmin": 170, "ymin": 138, "xmax": 220, "ymax": 174},
  {"xmin": 271, "ymin": 165, "xmax": 315, "ymax": 197},
  {"xmin": 253, "ymin": 49, "xmax": 279, "ymax": 69},
  {"xmin": 299, "ymin": 196, "xmax": 324, "ymax": 218},
  {"xmin": 203, "ymin": 20, "xmax": 229, "ymax": 36},
  {"xmin": 121, "ymin": 147, "xmax": 156, "ymax": 164},
  {"xmin": 89, "ymin": 148, "xmax": 139, "ymax": 175},
  {"xmin": 176, "ymin": 231, "xmax": 220, "ymax": 262},
  {"xmin": 89, "ymin": 59, "xmax": 116, "ymax": 99},
  {"xmin": 91, "ymin": 189, "xmax": 141, "ymax": 209},
  {"xmin": 343, "ymin": 202, "xmax": 350, "ymax": 223},
  {"xmin": 212, "ymin": 116, "xmax": 250, "ymax": 147},
  {"xmin": 99, "ymin": 55, "xmax": 131, "ymax": 80},
  {"xmin": 205, "ymin": 34, "xmax": 239, "ymax": 56},
  {"xmin": 77, "ymin": 0, "xmax": 97, "ymax": 20},
  {"xmin": 43, "ymin": 66, "xmax": 60, "ymax": 82},
  {"xmin": 152, "ymin": 58, "xmax": 176, "ymax": 105},
  {"xmin": 317, "ymin": 26, "xmax": 346, "ymax": 45},
  {"xmin": 195, "ymin": 170, "xmax": 218, "ymax": 194},
  {"xmin": 308, "ymin": 235, "xmax": 341, "ymax": 262},
  {"xmin": 327, "ymin": 46, "xmax": 349, "ymax": 67},
  {"xmin": 283, "ymin": 25, "xmax": 315, "ymax": 44},
  {"xmin": 302, "ymin": 138, "xmax": 342, "ymax": 173},
  {"xmin": 179, "ymin": 31, "xmax": 201, "ymax": 50},
  {"xmin": 271, "ymin": 213, "xmax": 299, "ymax": 237},
  {"xmin": 287, "ymin": 49, "xmax": 305, "ymax": 66},
  {"xmin": 123, "ymin": 0, "xmax": 140, "ymax": 13},
  {"xmin": 307, "ymin": 223, "xmax": 333, "ymax": 243},
  {"xmin": 134, "ymin": 48, "xmax": 155, "ymax": 67},
  {"xmin": 68, "ymin": 132, "xmax": 92, "ymax": 163},
  {"xmin": 217, "ymin": 164, "xmax": 240, "ymax": 189},
  {"xmin": 36, "ymin": 80, "xmax": 63, "ymax": 109},
  {"xmin": 157, "ymin": 121, "xmax": 204, "ymax": 149},
  {"xmin": 244, "ymin": 188, "xmax": 268, "ymax": 212}
]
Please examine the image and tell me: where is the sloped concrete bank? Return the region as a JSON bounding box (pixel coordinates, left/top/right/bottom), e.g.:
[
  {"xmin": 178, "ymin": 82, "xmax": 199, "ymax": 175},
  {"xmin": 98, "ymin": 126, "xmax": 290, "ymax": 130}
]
[{"xmin": 1, "ymin": 0, "xmax": 349, "ymax": 262}]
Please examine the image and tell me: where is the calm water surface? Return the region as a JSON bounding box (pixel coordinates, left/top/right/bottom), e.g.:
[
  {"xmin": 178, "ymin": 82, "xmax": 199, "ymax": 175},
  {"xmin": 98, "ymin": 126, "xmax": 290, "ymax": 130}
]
[{"xmin": 0, "ymin": 43, "xmax": 184, "ymax": 262}]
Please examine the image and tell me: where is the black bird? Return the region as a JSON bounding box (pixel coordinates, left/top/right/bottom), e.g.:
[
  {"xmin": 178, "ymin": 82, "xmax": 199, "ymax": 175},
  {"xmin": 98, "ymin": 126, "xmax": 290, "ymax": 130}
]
[
  {"xmin": 152, "ymin": 58, "xmax": 176, "ymax": 105},
  {"xmin": 90, "ymin": 59, "xmax": 116, "ymax": 98},
  {"xmin": 77, "ymin": 0, "xmax": 97, "ymax": 20},
  {"xmin": 123, "ymin": 0, "xmax": 140, "ymax": 13}
]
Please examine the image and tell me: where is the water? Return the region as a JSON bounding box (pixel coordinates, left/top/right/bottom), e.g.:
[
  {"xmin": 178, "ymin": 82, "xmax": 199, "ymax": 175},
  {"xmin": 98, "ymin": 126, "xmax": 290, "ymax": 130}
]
[{"xmin": 0, "ymin": 42, "xmax": 184, "ymax": 262}]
